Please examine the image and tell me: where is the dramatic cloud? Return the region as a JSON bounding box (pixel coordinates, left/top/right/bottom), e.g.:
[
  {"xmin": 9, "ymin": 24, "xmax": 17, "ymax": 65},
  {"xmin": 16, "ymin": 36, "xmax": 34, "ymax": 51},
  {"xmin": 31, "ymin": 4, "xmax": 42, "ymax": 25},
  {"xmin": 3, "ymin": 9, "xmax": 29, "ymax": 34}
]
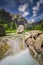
[
  {"xmin": 22, "ymin": 11, "xmax": 29, "ymax": 17},
  {"xmin": 35, "ymin": 14, "xmax": 43, "ymax": 20},
  {"xmin": 18, "ymin": 4, "xmax": 28, "ymax": 12},
  {"xmin": 32, "ymin": 1, "xmax": 40, "ymax": 17},
  {"xmin": 39, "ymin": 0, "xmax": 43, "ymax": 4},
  {"xmin": 0, "ymin": 0, "xmax": 43, "ymax": 21},
  {"xmin": 30, "ymin": 14, "xmax": 43, "ymax": 22},
  {"xmin": 18, "ymin": 4, "xmax": 29, "ymax": 17}
]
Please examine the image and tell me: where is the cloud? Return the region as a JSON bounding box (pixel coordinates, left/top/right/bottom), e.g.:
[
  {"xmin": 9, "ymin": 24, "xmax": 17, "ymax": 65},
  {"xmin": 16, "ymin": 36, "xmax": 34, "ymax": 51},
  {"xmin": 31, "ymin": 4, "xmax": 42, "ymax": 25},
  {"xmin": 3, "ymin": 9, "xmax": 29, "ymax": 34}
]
[
  {"xmin": 18, "ymin": 4, "xmax": 29, "ymax": 17},
  {"xmin": 18, "ymin": 4, "xmax": 28, "ymax": 12},
  {"xmin": 22, "ymin": 11, "xmax": 29, "ymax": 17},
  {"xmin": 37, "ymin": 1, "xmax": 40, "ymax": 7},
  {"xmin": 33, "ymin": 11, "xmax": 37, "ymax": 17},
  {"xmin": 32, "ymin": 1, "xmax": 40, "ymax": 17},
  {"xmin": 0, "ymin": 0, "xmax": 43, "ymax": 21},
  {"xmin": 39, "ymin": 0, "xmax": 43, "ymax": 4},
  {"xmin": 30, "ymin": 14, "xmax": 43, "ymax": 22},
  {"xmin": 28, "ymin": 18, "xmax": 35, "ymax": 23},
  {"xmin": 31, "ymin": 19, "xmax": 35, "ymax": 22},
  {"xmin": 35, "ymin": 14, "xmax": 43, "ymax": 20}
]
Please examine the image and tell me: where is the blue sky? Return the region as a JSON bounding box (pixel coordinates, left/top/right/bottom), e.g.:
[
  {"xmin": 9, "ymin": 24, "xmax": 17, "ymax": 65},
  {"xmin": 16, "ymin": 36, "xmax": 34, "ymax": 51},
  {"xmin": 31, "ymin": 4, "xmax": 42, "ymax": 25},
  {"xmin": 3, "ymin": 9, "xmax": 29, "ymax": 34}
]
[{"xmin": 0, "ymin": 0, "xmax": 43, "ymax": 22}]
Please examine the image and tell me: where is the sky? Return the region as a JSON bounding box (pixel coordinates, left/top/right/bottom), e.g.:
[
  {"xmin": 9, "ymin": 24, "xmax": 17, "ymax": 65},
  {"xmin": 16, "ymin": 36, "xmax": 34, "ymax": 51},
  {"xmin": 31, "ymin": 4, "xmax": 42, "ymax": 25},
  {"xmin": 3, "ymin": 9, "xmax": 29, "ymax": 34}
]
[{"xmin": 0, "ymin": 0, "xmax": 43, "ymax": 22}]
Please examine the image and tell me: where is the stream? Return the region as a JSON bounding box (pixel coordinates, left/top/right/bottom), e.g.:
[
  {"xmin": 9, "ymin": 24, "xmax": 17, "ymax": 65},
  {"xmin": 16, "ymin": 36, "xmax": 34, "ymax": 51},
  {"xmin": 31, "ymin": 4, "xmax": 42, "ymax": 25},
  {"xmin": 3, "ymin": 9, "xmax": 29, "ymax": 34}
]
[
  {"xmin": 0, "ymin": 48, "xmax": 39, "ymax": 65},
  {"xmin": 0, "ymin": 33, "xmax": 39, "ymax": 65}
]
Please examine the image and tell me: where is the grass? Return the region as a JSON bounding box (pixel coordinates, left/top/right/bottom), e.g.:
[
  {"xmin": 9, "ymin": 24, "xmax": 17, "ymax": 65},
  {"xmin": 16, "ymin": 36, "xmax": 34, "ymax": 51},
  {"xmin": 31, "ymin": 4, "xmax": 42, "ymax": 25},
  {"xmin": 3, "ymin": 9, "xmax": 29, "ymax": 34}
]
[
  {"xmin": 6, "ymin": 29, "xmax": 30, "ymax": 33},
  {"xmin": 24, "ymin": 29, "xmax": 30, "ymax": 32},
  {"xmin": 6, "ymin": 30, "xmax": 16, "ymax": 33}
]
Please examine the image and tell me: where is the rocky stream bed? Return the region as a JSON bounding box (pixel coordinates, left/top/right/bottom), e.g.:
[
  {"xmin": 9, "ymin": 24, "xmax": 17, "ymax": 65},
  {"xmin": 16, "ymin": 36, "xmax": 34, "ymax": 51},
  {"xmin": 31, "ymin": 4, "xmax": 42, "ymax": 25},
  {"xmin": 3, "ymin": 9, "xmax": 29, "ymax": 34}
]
[{"xmin": 0, "ymin": 25, "xmax": 43, "ymax": 65}]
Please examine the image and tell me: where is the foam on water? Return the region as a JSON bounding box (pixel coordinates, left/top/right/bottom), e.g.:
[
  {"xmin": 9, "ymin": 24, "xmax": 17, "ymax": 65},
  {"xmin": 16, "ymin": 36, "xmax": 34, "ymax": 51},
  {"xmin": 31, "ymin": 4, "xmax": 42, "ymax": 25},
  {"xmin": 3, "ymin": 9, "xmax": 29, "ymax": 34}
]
[{"xmin": 0, "ymin": 48, "xmax": 39, "ymax": 65}]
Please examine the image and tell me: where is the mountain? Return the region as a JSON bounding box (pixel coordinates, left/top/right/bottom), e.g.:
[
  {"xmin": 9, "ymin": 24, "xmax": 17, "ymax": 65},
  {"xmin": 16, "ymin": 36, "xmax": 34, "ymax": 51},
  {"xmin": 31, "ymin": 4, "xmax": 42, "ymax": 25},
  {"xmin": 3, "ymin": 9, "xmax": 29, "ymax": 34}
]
[
  {"xmin": 11, "ymin": 14, "xmax": 28, "ymax": 28},
  {"xmin": 27, "ymin": 20, "xmax": 43, "ymax": 30},
  {"xmin": 0, "ymin": 9, "xmax": 28, "ymax": 30},
  {"xmin": 0, "ymin": 9, "xmax": 43, "ymax": 31},
  {"xmin": 0, "ymin": 9, "xmax": 12, "ymax": 24}
]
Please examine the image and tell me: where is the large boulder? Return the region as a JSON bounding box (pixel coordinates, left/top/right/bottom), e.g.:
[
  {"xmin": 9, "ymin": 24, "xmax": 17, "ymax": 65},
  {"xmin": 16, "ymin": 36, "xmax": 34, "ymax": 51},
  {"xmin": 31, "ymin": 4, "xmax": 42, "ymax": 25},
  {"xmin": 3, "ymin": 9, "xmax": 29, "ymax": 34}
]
[
  {"xmin": 25, "ymin": 30, "xmax": 42, "ymax": 40},
  {"xmin": 25, "ymin": 30, "xmax": 43, "ymax": 56},
  {"xmin": 34, "ymin": 34, "xmax": 43, "ymax": 54},
  {"xmin": 16, "ymin": 25, "xmax": 24, "ymax": 34}
]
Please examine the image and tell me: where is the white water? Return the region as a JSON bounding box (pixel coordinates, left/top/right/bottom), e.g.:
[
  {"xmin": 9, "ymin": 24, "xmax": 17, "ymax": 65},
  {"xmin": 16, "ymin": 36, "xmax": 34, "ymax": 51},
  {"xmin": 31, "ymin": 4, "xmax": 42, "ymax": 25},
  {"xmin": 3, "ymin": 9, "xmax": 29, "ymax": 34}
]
[{"xmin": 0, "ymin": 48, "xmax": 39, "ymax": 65}]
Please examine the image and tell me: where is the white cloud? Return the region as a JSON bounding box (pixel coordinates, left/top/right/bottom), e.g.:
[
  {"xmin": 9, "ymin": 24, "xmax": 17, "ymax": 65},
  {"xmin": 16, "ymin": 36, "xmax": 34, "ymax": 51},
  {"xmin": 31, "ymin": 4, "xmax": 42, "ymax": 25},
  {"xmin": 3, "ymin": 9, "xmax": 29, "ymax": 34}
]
[
  {"xmin": 35, "ymin": 14, "xmax": 43, "ymax": 20},
  {"xmin": 39, "ymin": 0, "xmax": 43, "ymax": 4},
  {"xmin": 22, "ymin": 11, "xmax": 29, "ymax": 17},
  {"xmin": 18, "ymin": 4, "xmax": 28, "ymax": 12},
  {"xmin": 32, "ymin": 1, "xmax": 40, "ymax": 17},
  {"xmin": 33, "ymin": 11, "xmax": 37, "ymax": 17},
  {"xmin": 28, "ymin": 18, "xmax": 35, "ymax": 23},
  {"xmin": 18, "ymin": 4, "xmax": 29, "ymax": 17},
  {"xmin": 30, "ymin": 14, "xmax": 43, "ymax": 22},
  {"xmin": 31, "ymin": 19, "xmax": 35, "ymax": 22},
  {"xmin": 37, "ymin": 1, "xmax": 40, "ymax": 8},
  {"xmin": 32, "ymin": 6, "xmax": 38, "ymax": 17}
]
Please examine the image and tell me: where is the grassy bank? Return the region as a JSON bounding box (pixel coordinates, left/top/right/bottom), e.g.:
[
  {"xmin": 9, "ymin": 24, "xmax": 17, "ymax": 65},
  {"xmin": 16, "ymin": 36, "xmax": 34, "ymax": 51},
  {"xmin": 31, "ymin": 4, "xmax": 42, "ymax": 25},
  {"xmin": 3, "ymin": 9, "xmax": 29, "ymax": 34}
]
[
  {"xmin": 6, "ymin": 29, "xmax": 30, "ymax": 33},
  {"xmin": 6, "ymin": 30, "xmax": 16, "ymax": 33}
]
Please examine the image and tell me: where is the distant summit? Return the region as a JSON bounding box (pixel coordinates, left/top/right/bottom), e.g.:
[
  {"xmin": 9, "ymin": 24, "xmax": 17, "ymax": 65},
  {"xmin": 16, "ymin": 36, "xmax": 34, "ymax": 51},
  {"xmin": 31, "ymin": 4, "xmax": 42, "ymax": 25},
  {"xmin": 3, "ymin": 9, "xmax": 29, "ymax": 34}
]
[{"xmin": 11, "ymin": 14, "xmax": 28, "ymax": 28}]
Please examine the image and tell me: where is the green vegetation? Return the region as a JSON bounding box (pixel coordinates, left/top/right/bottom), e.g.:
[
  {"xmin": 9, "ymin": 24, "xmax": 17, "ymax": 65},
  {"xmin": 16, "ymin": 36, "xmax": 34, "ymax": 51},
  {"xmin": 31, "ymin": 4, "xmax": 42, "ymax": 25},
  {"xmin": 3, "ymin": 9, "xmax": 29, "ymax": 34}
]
[
  {"xmin": 0, "ymin": 9, "xmax": 16, "ymax": 34},
  {"xmin": 6, "ymin": 30, "xmax": 16, "ymax": 33},
  {"xmin": 31, "ymin": 20, "xmax": 43, "ymax": 31}
]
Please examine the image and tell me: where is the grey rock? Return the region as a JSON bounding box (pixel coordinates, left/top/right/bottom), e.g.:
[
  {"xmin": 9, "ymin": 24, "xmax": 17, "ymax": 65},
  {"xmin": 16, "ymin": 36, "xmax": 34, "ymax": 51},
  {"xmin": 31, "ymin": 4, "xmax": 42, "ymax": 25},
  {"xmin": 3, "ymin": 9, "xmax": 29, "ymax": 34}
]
[{"xmin": 16, "ymin": 25, "xmax": 24, "ymax": 34}]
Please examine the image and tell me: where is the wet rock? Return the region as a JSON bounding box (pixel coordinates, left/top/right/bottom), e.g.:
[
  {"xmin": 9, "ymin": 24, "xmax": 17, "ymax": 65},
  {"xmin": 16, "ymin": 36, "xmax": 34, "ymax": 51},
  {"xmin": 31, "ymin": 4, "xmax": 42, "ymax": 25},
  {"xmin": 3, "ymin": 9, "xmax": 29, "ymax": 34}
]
[{"xmin": 16, "ymin": 25, "xmax": 24, "ymax": 34}]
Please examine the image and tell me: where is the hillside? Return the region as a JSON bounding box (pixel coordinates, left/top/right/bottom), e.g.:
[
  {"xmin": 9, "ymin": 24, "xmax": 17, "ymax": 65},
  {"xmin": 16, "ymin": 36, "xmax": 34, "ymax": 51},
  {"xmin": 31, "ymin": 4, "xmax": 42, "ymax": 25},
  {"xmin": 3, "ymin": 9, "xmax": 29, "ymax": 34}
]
[
  {"xmin": 27, "ymin": 20, "xmax": 43, "ymax": 31},
  {"xmin": 0, "ymin": 9, "xmax": 28, "ymax": 29},
  {"xmin": 0, "ymin": 9, "xmax": 12, "ymax": 24},
  {"xmin": 11, "ymin": 14, "xmax": 28, "ymax": 28}
]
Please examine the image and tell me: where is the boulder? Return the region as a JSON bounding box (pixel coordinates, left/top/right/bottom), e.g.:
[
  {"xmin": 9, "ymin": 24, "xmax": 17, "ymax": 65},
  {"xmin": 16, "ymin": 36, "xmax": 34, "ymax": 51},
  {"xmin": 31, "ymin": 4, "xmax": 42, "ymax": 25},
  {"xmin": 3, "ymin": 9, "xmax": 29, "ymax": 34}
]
[
  {"xmin": 25, "ymin": 38, "xmax": 35, "ymax": 47},
  {"xmin": 34, "ymin": 34, "xmax": 43, "ymax": 54},
  {"xmin": 25, "ymin": 30, "xmax": 42, "ymax": 40},
  {"xmin": 25, "ymin": 30, "xmax": 43, "ymax": 58},
  {"xmin": 25, "ymin": 32, "xmax": 31, "ymax": 40},
  {"xmin": 29, "ymin": 30, "xmax": 42, "ymax": 39},
  {"xmin": 16, "ymin": 25, "xmax": 24, "ymax": 34}
]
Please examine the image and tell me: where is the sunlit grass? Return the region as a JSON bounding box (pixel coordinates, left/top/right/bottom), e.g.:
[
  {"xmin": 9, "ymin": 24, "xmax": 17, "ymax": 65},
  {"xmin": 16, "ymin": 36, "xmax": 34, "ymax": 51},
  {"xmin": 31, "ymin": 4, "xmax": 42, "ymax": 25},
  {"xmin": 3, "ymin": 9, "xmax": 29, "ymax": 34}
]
[
  {"xmin": 6, "ymin": 30, "xmax": 16, "ymax": 33},
  {"xmin": 24, "ymin": 29, "xmax": 30, "ymax": 32},
  {"xmin": 6, "ymin": 29, "xmax": 30, "ymax": 33}
]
